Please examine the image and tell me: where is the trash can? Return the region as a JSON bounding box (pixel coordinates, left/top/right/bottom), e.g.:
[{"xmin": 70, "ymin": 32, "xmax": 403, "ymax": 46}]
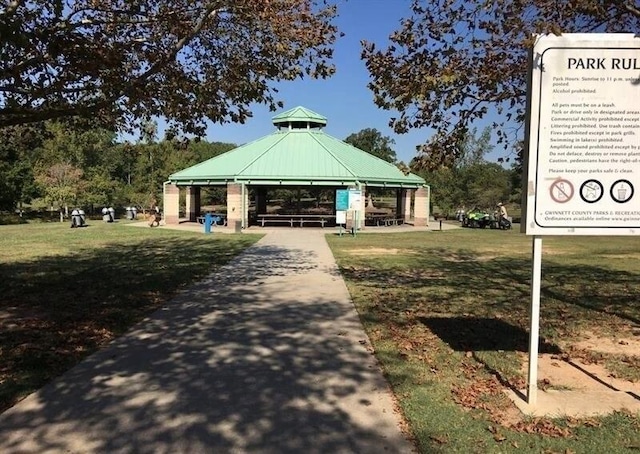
[
  {"xmin": 204, "ymin": 213, "xmax": 213, "ymax": 234},
  {"xmin": 234, "ymin": 220, "xmax": 242, "ymax": 233},
  {"xmin": 102, "ymin": 207, "xmax": 112, "ymax": 223},
  {"xmin": 71, "ymin": 209, "xmax": 81, "ymax": 228},
  {"xmin": 108, "ymin": 207, "xmax": 115, "ymax": 222},
  {"xmin": 78, "ymin": 209, "xmax": 86, "ymax": 226},
  {"xmin": 131, "ymin": 206, "xmax": 138, "ymax": 220},
  {"xmin": 125, "ymin": 206, "xmax": 133, "ymax": 220}
]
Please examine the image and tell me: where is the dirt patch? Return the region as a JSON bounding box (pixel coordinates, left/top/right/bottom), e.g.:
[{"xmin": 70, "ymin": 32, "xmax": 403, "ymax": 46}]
[
  {"xmin": 501, "ymin": 333, "xmax": 640, "ymax": 422},
  {"xmin": 519, "ymin": 353, "xmax": 640, "ymax": 395},
  {"xmin": 348, "ymin": 248, "xmax": 405, "ymax": 256},
  {"xmin": 599, "ymin": 253, "xmax": 640, "ymax": 260},
  {"xmin": 572, "ymin": 331, "xmax": 640, "ymax": 356},
  {"xmin": 438, "ymin": 251, "xmax": 501, "ymax": 262}
]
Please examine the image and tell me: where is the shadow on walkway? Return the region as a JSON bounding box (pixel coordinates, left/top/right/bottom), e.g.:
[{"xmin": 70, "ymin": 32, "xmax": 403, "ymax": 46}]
[{"xmin": 0, "ymin": 232, "xmax": 413, "ymax": 453}]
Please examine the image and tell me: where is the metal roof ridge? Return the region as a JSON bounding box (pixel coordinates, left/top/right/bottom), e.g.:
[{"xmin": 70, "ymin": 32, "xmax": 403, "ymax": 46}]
[
  {"xmin": 309, "ymin": 131, "xmax": 358, "ymax": 180},
  {"xmin": 234, "ymin": 131, "xmax": 291, "ymax": 177}
]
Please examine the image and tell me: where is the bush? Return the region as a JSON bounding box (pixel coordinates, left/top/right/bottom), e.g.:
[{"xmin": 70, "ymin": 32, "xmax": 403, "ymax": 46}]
[{"xmin": 0, "ymin": 213, "xmax": 28, "ymax": 225}]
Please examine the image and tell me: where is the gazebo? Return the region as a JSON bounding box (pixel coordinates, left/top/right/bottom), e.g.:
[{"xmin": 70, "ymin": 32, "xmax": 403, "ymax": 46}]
[{"xmin": 163, "ymin": 106, "xmax": 429, "ymax": 228}]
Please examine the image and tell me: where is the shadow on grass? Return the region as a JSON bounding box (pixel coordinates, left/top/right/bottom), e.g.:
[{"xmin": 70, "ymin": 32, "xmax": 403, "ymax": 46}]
[
  {"xmin": 541, "ymin": 263, "xmax": 640, "ymax": 326},
  {"xmin": 330, "ymin": 235, "xmax": 640, "ymax": 452},
  {"xmin": 418, "ymin": 316, "xmax": 561, "ymax": 354},
  {"xmin": 341, "ymin": 247, "xmax": 640, "ymax": 328},
  {"xmin": 0, "ymin": 235, "xmax": 258, "ymax": 412}
]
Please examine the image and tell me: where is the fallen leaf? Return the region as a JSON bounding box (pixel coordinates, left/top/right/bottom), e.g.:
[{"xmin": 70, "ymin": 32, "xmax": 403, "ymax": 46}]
[
  {"xmin": 493, "ymin": 433, "xmax": 506, "ymax": 442},
  {"xmin": 430, "ymin": 435, "xmax": 449, "ymax": 444}
]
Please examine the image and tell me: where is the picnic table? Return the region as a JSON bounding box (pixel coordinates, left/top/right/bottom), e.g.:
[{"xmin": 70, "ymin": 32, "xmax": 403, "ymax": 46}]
[
  {"xmin": 365, "ymin": 213, "xmax": 404, "ymax": 227},
  {"xmin": 257, "ymin": 214, "xmax": 335, "ymax": 227}
]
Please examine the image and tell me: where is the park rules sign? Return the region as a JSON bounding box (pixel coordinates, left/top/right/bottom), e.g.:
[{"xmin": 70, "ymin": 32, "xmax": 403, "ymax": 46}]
[{"xmin": 522, "ymin": 34, "xmax": 640, "ymax": 236}]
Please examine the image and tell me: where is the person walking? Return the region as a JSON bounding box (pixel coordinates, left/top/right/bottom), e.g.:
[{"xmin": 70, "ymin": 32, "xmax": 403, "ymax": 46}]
[{"xmin": 148, "ymin": 206, "xmax": 161, "ymax": 227}]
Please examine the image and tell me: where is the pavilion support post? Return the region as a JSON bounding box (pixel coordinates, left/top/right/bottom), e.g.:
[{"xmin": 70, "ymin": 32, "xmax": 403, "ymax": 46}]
[
  {"xmin": 413, "ymin": 186, "xmax": 430, "ymax": 226},
  {"xmin": 185, "ymin": 186, "xmax": 200, "ymax": 222},
  {"xmin": 357, "ymin": 184, "xmax": 366, "ymax": 230},
  {"xmin": 241, "ymin": 183, "xmax": 248, "ymax": 228},
  {"xmin": 163, "ymin": 182, "xmax": 180, "ymax": 225},
  {"xmin": 227, "ymin": 183, "xmax": 243, "ymax": 228},
  {"xmin": 256, "ymin": 187, "xmax": 268, "ymax": 214},
  {"xmin": 402, "ymin": 189, "xmax": 412, "ymax": 222},
  {"xmin": 227, "ymin": 183, "xmax": 249, "ymax": 228}
]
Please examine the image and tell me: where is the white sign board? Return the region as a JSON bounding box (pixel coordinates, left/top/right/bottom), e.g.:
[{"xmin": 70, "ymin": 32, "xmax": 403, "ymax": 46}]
[
  {"xmin": 336, "ymin": 210, "xmax": 346, "ymax": 225},
  {"xmin": 523, "ymin": 34, "xmax": 640, "ymax": 235},
  {"xmin": 348, "ymin": 190, "xmax": 362, "ymax": 210}
]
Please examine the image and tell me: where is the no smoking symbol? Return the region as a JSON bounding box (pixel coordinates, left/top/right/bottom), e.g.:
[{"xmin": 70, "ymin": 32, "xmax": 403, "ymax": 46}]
[{"xmin": 549, "ymin": 179, "xmax": 574, "ymax": 203}]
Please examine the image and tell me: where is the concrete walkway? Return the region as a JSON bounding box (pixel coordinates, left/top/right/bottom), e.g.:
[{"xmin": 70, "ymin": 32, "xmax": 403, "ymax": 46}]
[{"xmin": 0, "ymin": 230, "xmax": 415, "ymax": 453}]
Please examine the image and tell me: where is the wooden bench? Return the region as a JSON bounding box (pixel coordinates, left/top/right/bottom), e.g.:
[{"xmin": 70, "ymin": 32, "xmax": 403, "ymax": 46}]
[{"xmin": 257, "ymin": 214, "xmax": 334, "ymax": 228}]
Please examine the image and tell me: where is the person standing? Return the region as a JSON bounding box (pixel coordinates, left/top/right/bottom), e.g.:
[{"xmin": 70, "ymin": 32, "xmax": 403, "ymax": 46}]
[{"xmin": 497, "ymin": 202, "xmax": 508, "ymax": 219}]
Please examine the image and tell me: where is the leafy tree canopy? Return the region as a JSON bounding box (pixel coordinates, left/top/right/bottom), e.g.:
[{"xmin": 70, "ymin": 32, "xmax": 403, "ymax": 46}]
[
  {"xmin": 344, "ymin": 127, "xmax": 397, "ymax": 163},
  {"xmin": 0, "ymin": 117, "xmax": 238, "ymax": 212},
  {"xmin": 1, "ymin": 1, "xmax": 339, "ymax": 133},
  {"xmin": 456, "ymin": 126, "xmax": 492, "ymax": 169},
  {"xmin": 362, "ymin": 0, "xmax": 640, "ymax": 169},
  {"xmin": 0, "ymin": 122, "xmax": 49, "ymax": 210}
]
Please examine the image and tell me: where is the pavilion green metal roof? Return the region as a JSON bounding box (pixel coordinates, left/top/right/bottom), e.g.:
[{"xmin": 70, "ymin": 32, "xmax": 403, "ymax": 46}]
[{"xmin": 169, "ymin": 107, "xmax": 426, "ymax": 188}]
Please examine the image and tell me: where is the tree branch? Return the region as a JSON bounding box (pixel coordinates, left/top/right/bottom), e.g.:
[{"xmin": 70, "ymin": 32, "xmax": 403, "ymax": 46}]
[
  {"xmin": 0, "ymin": 105, "xmax": 98, "ymax": 127},
  {"xmin": 0, "ymin": 0, "xmax": 24, "ymax": 17},
  {"xmin": 121, "ymin": 5, "xmax": 223, "ymax": 97},
  {"xmin": 622, "ymin": 0, "xmax": 640, "ymax": 18}
]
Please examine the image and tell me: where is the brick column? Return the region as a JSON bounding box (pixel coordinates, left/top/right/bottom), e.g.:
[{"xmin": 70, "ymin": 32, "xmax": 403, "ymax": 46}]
[
  {"xmin": 413, "ymin": 186, "xmax": 430, "ymax": 227},
  {"xmin": 185, "ymin": 186, "xmax": 200, "ymax": 222},
  {"xmin": 163, "ymin": 183, "xmax": 180, "ymax": 225},
  {"xmin": 227, "ymin": 183, "xmax": 245, "ymax": 227}
]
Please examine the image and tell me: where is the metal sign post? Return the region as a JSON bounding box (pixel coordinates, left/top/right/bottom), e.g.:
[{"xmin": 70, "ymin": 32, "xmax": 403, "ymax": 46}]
[
  {"xmin": 336, "ymin": 210, "xmax": 346, "ymax": 236},
  {"xmin": 527, "ymin": 236, "xmax": 543, "ymax": 405}
]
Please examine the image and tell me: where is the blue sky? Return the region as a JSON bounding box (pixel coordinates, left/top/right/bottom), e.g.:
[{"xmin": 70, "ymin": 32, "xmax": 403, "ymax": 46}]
[{"xmin": 203, "ymin": 0, "xmax": 433, "ymax": 165}]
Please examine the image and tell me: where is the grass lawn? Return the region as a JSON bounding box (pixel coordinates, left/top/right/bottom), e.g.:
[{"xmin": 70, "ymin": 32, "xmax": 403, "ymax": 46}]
[
  {"xmin": 0, "ymin": 221, "xmax": 262, "ymax": 413},
  {"xmin": 327, "ymin": 228, "xmax": 640, "ymax": 453}
]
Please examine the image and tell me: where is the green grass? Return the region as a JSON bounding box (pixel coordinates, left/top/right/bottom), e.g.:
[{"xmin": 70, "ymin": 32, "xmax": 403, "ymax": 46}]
[
  {"xmin": 327, "ymin": 229, "xmax": 640, "ymax": 453},
  {"xmin": 0, "ymin": 221, "xmax": 262, "ymax": 412}
]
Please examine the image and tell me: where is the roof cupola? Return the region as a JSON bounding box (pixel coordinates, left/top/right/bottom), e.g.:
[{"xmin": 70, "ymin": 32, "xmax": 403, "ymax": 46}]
[{"xmin": 272, "ymin": 106, "xmax": 327, "ymax": 130}]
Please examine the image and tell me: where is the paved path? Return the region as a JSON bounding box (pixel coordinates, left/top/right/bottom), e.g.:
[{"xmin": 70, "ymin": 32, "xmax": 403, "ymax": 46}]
[{"xmin": 0, "ymin": 230, "xmax": 415, "ymax": 453}]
